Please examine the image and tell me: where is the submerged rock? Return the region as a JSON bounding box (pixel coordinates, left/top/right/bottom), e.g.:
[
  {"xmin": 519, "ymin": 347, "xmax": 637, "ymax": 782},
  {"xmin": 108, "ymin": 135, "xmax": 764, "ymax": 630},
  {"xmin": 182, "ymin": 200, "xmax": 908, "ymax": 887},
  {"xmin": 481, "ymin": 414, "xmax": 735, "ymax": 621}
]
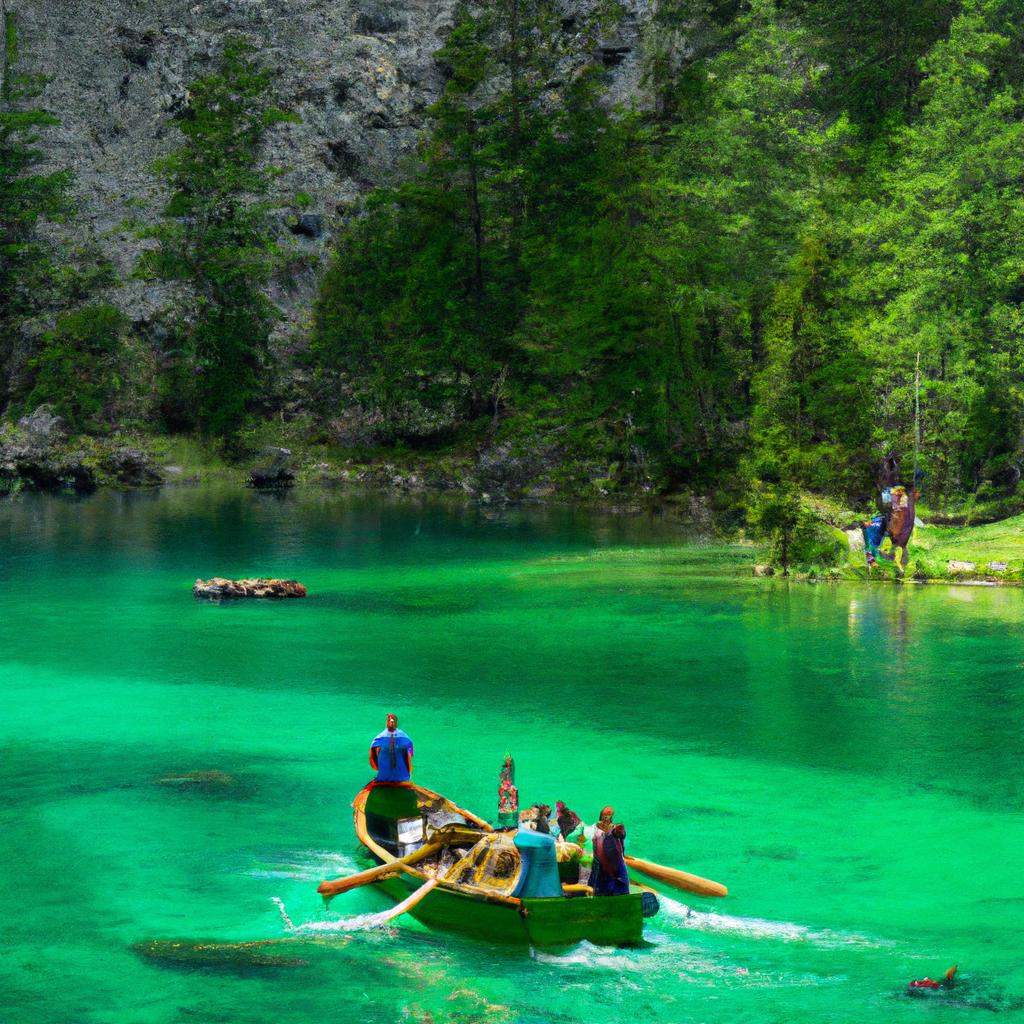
[
  {"xmin": 156, "ymin": 769, "xmax": 237, "ymax": 789},
  {"xmin": 133, "ymin": 939, "xmax": 308, "ymax": 971},
  {"xmin": 193, "ymin": 577, "xmax": 308, "ymax": 599},
  {"xmin": 155, "ymin": 769, "xmax": 256, "ymax": 799}
]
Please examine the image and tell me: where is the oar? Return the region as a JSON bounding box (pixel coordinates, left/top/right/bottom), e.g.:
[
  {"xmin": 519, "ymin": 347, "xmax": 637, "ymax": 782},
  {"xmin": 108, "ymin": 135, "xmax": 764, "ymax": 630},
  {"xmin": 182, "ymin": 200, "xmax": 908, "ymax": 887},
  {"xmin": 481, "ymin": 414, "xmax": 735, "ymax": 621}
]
[
  {"xmin": 371, "ymin": 877, "xmax": 438, "ymax": 924},
  {"xmin": 317, "ymin": 861, "xmax": 403, "ymax": 898},
  {"xmin": 317, "ymin": 841, "xmax": 440, "ymax": 898},
  {"xmin": 624, "ymin": 855, "xmax": 728, "ymax": 898}
]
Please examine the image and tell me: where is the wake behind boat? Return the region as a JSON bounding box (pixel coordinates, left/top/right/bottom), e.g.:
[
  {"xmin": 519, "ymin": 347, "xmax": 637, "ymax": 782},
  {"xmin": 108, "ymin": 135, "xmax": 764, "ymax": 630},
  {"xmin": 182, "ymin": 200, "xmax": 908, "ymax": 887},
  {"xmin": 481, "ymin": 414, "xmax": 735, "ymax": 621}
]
[{"xmin": 317, "ymin": 780, "xmax": 656, "ymax": 946}]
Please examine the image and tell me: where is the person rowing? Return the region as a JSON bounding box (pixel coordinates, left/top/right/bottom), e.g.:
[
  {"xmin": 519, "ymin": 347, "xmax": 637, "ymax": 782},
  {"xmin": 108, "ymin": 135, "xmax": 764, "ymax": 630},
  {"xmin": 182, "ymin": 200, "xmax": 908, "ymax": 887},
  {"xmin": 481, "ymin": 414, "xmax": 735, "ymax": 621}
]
[{"xmin": 368, "ymin": 713, "xmax": 413, "ymax": 782}]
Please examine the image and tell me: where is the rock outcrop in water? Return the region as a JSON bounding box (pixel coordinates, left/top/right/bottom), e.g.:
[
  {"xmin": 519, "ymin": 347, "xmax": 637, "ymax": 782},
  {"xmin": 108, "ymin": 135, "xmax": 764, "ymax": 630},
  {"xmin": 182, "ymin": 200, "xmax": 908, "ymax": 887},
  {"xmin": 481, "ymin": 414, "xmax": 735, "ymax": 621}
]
[
  {"xmin": 0, "ymin": 406, "xmax": 96, "ymax": 493},
  {"xmin": 247, "ymin": 447, "xmax": 296, "ymax": 489},
  {"xmin": 193, "ymin": 577, "xmax": 308, "ymax": 599}
]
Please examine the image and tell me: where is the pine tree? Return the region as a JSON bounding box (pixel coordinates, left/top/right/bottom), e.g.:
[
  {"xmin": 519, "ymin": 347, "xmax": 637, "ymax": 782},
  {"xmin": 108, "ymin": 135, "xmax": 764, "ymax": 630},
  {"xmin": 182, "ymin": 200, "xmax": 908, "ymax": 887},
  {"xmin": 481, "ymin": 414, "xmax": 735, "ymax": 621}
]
[
  {"xmin": 139, "ymin": 37, "xmax": 297, "ymax": 439},
  {"xmin": 0, "ymin": 12, "xmax": 72, "ymax": 410}
]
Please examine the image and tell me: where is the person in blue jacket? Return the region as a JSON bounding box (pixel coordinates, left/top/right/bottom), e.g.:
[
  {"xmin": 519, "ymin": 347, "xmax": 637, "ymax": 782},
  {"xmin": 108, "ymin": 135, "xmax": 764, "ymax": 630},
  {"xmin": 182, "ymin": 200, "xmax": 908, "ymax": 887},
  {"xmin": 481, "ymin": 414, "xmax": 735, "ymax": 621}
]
[{"xmin": 369, "ymin": 713, "xmax": 413, "ymax": 782}]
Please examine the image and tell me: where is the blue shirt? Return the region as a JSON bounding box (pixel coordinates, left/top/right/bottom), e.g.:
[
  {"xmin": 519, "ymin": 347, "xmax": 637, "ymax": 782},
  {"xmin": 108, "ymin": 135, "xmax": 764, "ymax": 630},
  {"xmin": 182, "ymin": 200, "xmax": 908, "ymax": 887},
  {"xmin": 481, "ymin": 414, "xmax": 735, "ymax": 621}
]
[{"xmin": 370, "ymin": 728, "xmax": 413, "ymax": 782}]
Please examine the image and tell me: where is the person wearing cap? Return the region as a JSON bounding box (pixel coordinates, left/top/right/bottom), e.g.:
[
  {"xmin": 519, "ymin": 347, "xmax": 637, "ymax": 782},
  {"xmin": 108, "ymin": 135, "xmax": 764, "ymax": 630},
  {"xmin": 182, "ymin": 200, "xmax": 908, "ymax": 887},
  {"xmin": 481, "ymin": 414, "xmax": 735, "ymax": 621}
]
[
  {"xmin": 590, "ymin": 806, "xmax": 629, "ymax": 896},
  {"xmin": 368, "ymin": 713, "xmax": 414, "ymax": 782}
]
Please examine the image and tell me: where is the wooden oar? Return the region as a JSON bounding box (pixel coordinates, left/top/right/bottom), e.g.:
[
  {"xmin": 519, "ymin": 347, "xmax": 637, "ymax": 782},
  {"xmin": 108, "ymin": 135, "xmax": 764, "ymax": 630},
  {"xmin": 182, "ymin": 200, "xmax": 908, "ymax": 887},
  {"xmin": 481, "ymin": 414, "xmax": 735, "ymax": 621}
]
[
  {"xmin": 318, "ymin": 841, "xmax": 440, "ymax": 898},
  {"xmin": 317, "ymin": 824, "xmax": 488, "ymax": 899},
  {"xmin": 318, "ymin": 861, "xmax": 403, "ymax": 898},
  {"xmin": 624, "ymin": 855, "xmax": 728, "ymax": 898},
  {"xmin": 371, "ymin": 877, "xmax": 438, "ymax": 924}
]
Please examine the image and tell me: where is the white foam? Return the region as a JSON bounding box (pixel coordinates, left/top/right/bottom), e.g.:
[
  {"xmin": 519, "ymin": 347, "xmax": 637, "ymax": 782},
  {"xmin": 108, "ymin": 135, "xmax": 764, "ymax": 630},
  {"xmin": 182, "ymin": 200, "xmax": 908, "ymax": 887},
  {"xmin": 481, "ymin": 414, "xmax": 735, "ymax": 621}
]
[
  {"xmin": 272, "ymin": 895, "xmax": 400, "ymax": 936},
  {"xmin": 247, "ymin": 850, "xmax": 357, "ymax": 883},
  {"xmin": 654, "ymin": 893, "xmax": 887, "ymax": 950}
]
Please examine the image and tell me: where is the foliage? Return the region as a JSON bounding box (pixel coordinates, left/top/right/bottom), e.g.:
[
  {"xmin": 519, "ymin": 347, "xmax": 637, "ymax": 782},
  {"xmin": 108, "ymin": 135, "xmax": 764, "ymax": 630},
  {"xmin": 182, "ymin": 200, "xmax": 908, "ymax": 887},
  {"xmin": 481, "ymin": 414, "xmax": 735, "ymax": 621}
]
[
  {"xmin": 8, "ymin": 0, "xmax": 1024, "ymax": 520},
  {"xmin": 139, "ymin": 36, "xmax": 297, "ymax": 439},
  {"xmin": 0, "ymin": 12, "xmax": 72, "ymax": 409},
  {"xmin": 22, "ymin": 305, "xmax": 128, "ymax": 432},
  {"xmin": 312, "ymin": 0, "xmax": 627, "ymax": 442}
]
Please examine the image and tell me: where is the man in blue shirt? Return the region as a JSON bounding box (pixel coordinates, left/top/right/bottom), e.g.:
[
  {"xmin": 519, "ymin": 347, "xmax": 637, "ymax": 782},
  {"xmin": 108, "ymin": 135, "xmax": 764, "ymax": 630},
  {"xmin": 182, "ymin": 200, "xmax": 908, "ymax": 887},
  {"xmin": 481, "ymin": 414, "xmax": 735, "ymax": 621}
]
[{"xmin": 368, "ymin": 713, "xmax": 413, "ymax": 782}]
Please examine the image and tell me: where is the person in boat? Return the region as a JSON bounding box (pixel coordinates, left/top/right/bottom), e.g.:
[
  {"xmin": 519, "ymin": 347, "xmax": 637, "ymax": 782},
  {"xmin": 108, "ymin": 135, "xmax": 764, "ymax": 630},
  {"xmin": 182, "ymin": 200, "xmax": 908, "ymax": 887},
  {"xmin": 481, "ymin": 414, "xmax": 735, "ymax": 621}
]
[
  {"xmin": 517, "ymin": 806, "xmax": 542, "ymax": 830},
  {"xmin": 590, "ymin": 806, "xmax": 630, "ymax": 896},
  {"xmin": 533, "ymin": 804, "xmax": 553, "ymax": 834},
  {"xmin": 554, "ymin": 801, "xmax": 585, "ymax": 844},
  {"xmin": 368, "ymin": 713, "xmax": 413, "ymax": 782}
]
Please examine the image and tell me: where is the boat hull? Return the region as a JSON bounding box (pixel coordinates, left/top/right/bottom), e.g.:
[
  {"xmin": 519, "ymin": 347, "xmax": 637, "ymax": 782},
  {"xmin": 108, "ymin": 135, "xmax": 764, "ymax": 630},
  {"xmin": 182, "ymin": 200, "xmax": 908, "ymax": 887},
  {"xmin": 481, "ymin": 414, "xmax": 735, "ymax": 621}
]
[
  {"xmin": 374, "ymin": 872, "xmax": 645, "ymax": 947},
  {"xmin": 352, "ymin": 781, "xmax": 645, "ymax": 947}
]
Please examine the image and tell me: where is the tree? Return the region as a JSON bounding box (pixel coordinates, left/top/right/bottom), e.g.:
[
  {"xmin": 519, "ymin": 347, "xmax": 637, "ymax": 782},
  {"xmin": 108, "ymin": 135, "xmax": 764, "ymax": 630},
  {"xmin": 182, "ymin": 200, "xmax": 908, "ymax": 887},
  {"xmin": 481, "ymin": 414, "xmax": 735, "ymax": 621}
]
[
  {"xmin": 22, "ymin": 305, "xmax": 128, "ymax": 432},
  {"xmin": 750, "ymin": 230, "xmax": 876, "ymax": 501},
  {"xmin": 646, "ymin": 0, "xmax": 833, "ymax": 486},
  {"xmin": 846, "ymin": 0, "xmax": 1024, "ymax": 498},
  {"xmin": 782, "ymin": 0, "xmax": 958, "ymax": 129},
  {"xmin": 312, "ymin": 2, "xmax": 625, "ymax": 441},
  {"xmin": 0, "ymin": 11, "xmax": 72, "ymax": 411},
  {"xmin": 139, "ymin": 37, "xmax": 297, "ymax": 439}
]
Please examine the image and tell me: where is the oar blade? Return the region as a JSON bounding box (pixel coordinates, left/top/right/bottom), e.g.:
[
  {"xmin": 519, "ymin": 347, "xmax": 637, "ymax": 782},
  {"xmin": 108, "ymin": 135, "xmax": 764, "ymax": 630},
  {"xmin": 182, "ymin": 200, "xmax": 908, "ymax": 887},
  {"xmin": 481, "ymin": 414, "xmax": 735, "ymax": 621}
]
[
  {"xmin": 624, "ymin": 855, "xmax": 728, "ymax": 898},
  {"xmin": 317, "ymin": 862, "xmax": 397, "ymax": 898}
]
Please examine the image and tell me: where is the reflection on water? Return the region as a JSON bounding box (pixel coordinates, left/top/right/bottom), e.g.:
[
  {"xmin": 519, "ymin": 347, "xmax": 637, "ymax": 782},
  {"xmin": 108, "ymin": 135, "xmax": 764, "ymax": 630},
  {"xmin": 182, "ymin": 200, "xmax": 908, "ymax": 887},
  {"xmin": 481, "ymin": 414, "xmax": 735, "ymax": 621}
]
[{"xmin": 1, "ymin": 487, "xmax": 1023, "ymax": 1024}]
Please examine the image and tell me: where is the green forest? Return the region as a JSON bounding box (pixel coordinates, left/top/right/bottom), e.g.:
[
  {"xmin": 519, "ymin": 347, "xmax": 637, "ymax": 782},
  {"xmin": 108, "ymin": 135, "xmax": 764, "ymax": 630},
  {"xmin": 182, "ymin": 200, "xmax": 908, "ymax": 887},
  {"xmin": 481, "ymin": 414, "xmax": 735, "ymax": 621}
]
[{"xmin": 3, "ymin": 0, "xmax": 1024, "ymax": 530}]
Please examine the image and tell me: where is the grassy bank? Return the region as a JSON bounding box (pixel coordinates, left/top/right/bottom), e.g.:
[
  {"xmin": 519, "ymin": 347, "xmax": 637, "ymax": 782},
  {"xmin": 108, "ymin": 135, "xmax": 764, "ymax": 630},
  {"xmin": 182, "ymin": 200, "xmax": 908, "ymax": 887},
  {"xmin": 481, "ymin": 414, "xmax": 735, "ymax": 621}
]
[{"xmin": 765, "ymin": 496, "xmax": 1024, "ymax": 585}]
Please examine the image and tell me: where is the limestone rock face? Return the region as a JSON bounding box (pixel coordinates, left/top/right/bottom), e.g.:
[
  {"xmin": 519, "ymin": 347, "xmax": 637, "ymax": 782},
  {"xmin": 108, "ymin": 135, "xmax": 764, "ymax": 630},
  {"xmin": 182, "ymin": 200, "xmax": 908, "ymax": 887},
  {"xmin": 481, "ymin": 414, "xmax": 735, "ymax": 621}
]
[
  {"xmin": 11, "ymin": 0, "xmax": 651, "ymax": 329},
  {"xmin": 0, "ymin": 406, "xmax": 96, "ymax": 492}
]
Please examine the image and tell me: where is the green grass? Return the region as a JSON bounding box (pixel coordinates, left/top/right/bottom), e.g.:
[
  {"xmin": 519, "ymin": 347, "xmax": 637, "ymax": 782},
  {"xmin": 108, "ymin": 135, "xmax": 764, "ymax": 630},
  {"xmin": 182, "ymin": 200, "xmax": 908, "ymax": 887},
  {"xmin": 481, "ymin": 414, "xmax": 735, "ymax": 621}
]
[
  {"xmin": 147, "ymin": 436, "xmax": 238, "ymax": 484},
  {"xmin": 828, "ymin": 512, "xmax": 1024, "ymax": 584}
]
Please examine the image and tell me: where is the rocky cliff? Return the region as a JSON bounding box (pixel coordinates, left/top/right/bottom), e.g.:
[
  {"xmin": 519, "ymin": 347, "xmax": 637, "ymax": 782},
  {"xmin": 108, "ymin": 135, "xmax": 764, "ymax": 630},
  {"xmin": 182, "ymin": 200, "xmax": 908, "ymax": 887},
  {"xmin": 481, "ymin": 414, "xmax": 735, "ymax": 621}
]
[{"xmin": 10, "ymin": 0, "xmax": 650, "ymax": 330}]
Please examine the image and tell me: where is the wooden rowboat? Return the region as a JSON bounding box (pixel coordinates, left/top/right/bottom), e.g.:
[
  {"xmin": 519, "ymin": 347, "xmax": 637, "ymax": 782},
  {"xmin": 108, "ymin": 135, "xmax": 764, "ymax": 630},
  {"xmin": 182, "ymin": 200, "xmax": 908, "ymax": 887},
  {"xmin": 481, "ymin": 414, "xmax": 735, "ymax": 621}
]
[{"xmin": 318, "ymin": 780, "xmax": 652, "ymax": 946}]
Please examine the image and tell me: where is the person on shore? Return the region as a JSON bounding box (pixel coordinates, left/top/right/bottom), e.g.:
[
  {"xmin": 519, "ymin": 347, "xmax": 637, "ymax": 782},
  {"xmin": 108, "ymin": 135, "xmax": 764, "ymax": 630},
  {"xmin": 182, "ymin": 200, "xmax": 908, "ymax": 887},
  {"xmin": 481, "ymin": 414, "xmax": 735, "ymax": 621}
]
[
  {"xmin": 590, "ymin": 806, "xmax": 629, "ymax": 896},
  {"xmin": 862, "ymin": 512, "xmax": 890, "ymax": 570},
  {"xmin": 368, "ymin": 713, "xmax": 413, "ymax": 782}
]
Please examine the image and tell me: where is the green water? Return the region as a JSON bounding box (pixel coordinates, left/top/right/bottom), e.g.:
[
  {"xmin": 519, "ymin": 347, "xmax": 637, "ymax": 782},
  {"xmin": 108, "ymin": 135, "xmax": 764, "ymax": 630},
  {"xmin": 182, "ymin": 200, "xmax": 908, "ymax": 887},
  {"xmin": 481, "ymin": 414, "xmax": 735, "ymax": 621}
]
[{"xmin": 2, "ymin": 488, "xmax": 1023, "ymax": 1024}]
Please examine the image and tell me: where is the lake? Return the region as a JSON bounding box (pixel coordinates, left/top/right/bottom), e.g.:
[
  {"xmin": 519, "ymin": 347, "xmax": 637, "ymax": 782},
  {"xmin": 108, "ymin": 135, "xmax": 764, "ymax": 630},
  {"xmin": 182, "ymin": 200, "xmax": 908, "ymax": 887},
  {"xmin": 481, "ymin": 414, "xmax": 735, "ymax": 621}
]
[{"xmin": 2, "ymin": 487, "xmax": 1022, "ymax": 1023}]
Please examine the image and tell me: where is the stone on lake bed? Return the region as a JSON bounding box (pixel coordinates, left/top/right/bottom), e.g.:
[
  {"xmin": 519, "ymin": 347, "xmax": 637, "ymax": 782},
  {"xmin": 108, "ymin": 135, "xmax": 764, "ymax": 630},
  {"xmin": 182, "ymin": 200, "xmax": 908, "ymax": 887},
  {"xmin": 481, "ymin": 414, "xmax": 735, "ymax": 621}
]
[
  {"xmin": 988, "ymin": 562, "xmax": 1008, "ymax": 572},
  {"xmin": 133, "ymin": 939, "xmax": 309, "ymax": 970},
  {"xmin": 156, "ymin": 770, "xmax": 236, "ymax": 789},
  {"xmin": 193, "ymin": 577, "xmax": 307, "ymax": 599},
  {"xmin": 155, "ymin": 769, "xmax": 256, "ymax": 799},
  {"xmin": 947, "ymin": 560, "xmax": 977, "ymax": 573}
]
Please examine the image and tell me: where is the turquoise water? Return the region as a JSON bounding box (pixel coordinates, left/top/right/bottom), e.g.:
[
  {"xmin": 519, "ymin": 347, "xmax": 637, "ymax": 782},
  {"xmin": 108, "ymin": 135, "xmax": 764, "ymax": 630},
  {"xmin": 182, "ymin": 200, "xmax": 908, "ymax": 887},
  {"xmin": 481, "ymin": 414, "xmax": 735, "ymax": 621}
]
[{"xmin": 2, "ymin": 487, "xmax": 1023, "ymax": 1023}]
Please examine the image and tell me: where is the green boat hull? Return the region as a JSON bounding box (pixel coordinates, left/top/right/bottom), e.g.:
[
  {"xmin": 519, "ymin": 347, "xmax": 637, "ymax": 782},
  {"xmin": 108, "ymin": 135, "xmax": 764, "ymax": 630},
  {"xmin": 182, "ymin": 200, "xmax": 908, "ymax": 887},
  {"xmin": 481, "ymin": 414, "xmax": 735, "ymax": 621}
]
[
  {"xmin": 352, "ymin": 780, "xmax": 647, "ymax": 947},
  {"xmin": 375, "ymin": 869, "xmax": 646, "ymax": 947}
]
